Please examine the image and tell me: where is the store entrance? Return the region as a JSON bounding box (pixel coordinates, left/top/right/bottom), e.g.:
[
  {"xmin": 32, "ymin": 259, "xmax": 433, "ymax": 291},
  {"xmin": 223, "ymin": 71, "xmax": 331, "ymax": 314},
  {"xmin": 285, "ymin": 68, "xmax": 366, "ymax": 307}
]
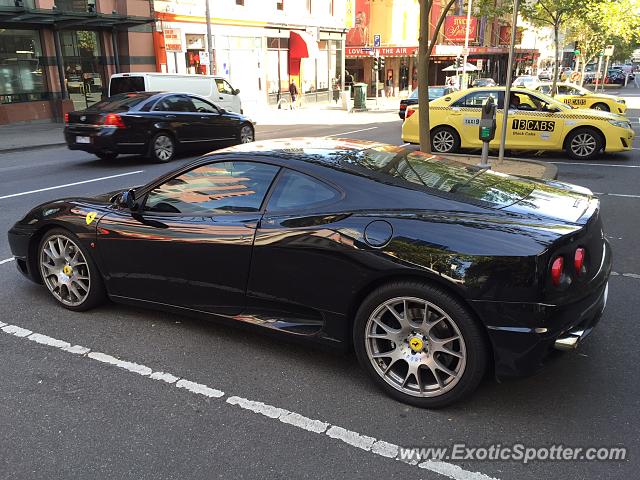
[{"xmin": 61, "ymin": 30, "xmax": 105, "ymax": 110}]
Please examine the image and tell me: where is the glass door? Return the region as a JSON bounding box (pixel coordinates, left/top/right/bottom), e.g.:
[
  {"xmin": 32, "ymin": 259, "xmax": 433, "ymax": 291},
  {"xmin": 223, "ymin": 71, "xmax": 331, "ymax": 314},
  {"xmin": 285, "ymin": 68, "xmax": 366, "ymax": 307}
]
[{"xmin": 61, "ymin": 30, "xmax": 105, "ymax": 110}]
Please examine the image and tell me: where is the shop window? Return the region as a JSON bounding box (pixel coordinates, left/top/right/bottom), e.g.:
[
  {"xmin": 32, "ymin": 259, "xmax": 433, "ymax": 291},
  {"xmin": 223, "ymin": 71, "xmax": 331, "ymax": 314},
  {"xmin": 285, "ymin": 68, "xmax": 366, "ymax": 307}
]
[
  {"xmin": 60, "ymin": 30, "xmax": 104, "ymax": 110},
  {"xmin": 0, "ymin": 29, "xmax": 47, "ymax": 104}
]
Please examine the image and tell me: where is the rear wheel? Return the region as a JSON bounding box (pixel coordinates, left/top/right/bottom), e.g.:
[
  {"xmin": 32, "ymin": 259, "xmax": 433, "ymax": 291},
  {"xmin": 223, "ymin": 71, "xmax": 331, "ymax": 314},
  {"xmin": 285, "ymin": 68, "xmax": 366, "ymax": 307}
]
[
  {"xmin": 38, "ymin": 229, "xmax": 105, "ymax": 311},
  {"xmin": 591, "ymin": 102, "xmax": 609, "ymax": 112},
  {"xmin": 95, "ymin": 152, "xmax": 117, "ymax": 161},
  {"xmin": 430, "ymin": 126, "xmax": 460, "ymax": 154},
  {"xmin": 238, "ymin": 123, "xmax": 254, "ymax": 144},
  {"xmin": 353, "ymin": 281, "xmax": 488, "ymax": 408},
  {"xmin": 149, "ymin": 132, "xmax": 175, "ymax": 163},
  {"xmin": 565, "ymin": 128, "xmax": 603, "ymax": 160}
]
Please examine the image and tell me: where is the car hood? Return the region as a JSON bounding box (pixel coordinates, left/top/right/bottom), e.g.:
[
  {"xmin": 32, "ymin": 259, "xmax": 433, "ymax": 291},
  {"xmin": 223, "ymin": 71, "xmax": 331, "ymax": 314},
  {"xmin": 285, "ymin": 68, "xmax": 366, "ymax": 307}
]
[
  {"xmin": 562, "ymin": 107, "xmax": 624, "ymax": 121},
  {"xmin": 588, "ymin": 93, "xmax": 623, "ymax": 102}
]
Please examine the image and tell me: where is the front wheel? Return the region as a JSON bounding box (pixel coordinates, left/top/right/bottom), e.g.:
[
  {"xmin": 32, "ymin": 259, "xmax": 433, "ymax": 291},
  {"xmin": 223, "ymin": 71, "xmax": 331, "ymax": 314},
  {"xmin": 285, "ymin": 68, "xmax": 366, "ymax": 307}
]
[
  {"xmin": 149, "ymin": 132, "xmax": 176, "ymax": 163},
  {"xmin": 565, "ymin": 128, "xmax": 603, "ymax": 161},
  {"xmin": 591, "ymin": 103, "xmax": 610, "ymax": 112},
  {"xmin": 38, "ymin": 229, "xmax": 106, "ymax": 311},
  {"xmin": 238, "ymin": 124, "xmax": 255, "ymax": 144},
  {"xmin": 430, "ymin": 126, "xmax": 460, "ymax": 154},
  {"xmin": 353, "ymin": 281, "xmax": 488, "ymax": 408}
]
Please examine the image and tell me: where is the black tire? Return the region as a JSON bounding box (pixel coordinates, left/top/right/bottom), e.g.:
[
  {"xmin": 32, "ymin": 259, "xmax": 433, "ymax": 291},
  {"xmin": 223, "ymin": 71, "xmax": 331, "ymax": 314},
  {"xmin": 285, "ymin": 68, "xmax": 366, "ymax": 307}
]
[
  {"xmin": 353, "ymin": 281, "xmax": 488, "ymax": 408},
  {"xmin": 565, "ymin": 128, "xmax": 603, "ymax": 161},
  {"xmin": 238, "ymin": 123, "xmax": 255, "ymax": 144},
  {"xmin": 149, "ymin": 131, "xmax": 176, "ymax": 163},
  {"xmin": 591, "ymin": 102, "xmax": 610, "ymax": 112},
  {"xmin": 37, "ymin": 228, "xmax": 106, "ymax": 312},
  {"xmin": 430, "ymin": 126, "xmax": 461, "ymax": 154},
  {"xmin": 95, "ymin": 152, "xmax": 118, "ymax": 161}
]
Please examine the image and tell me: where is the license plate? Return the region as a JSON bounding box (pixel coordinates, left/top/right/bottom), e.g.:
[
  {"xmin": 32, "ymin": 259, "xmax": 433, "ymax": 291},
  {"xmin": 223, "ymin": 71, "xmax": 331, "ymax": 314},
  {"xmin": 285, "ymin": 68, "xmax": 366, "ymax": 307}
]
[{"xmin": 76, "ymin": 136, "xmax": 91, "ymax": 144}]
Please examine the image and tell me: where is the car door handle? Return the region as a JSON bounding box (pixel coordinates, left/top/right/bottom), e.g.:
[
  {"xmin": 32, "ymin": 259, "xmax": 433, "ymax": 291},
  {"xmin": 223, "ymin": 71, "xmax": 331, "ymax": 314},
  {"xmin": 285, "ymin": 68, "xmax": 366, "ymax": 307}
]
[
  {"xmin": 165, "ymin": 115, "xmax": 176, "ymax": 119},
  {"xmin": 200, "ymin": 116, "xmax": 209, "ymax": 119},
  {"xmin": 219, "ymin": 96, "xmax": 224, "ymax": 100}
]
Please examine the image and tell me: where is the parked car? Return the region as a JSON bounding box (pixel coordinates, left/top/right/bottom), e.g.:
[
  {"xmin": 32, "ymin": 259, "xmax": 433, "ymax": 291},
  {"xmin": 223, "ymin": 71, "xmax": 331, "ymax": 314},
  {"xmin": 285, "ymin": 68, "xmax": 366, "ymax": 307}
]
[
  {"xmin": 471, "ymin": 77, "xmax": 496, "ymax": 87},
  {"xmin": 537, "ymin": 69, "xmax": 552, "ymax": 81},
  {"xmin": 8, "ymin": 138, "xmax": 611, "ymax": 408},
  {"xmin": 109, "ymin": 72, "xmax": 243, "ymax": 114},
  {"xmin": 64, "ymin": 92, "xmax": 255, "ymax": 162},
  {"xmin": 512, "ymin": 75, "xmax": 539, "ymax": 89},
  {"xmin": 533, "ymin": 82, "xmax": 627, "ymax": 114},
  {"xmin": 398, "ymin": 86, "xmax": 455, "ymax": 119}
]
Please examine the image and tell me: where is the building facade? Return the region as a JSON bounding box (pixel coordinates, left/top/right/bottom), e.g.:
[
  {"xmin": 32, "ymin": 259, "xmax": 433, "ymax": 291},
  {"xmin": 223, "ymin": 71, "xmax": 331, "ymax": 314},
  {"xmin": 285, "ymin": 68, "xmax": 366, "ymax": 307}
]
[
  {"xmin": 0, "ymin": 0, "xmax": 155, "ymax": 125},
  {"xmin": 152, "ymin": 0, "xmax": 348, "ymax": 112}
]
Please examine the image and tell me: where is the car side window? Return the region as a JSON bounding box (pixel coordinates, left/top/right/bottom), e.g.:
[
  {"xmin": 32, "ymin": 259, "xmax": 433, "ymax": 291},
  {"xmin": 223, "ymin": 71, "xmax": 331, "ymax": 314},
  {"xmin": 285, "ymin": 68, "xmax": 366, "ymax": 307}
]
[
  {"xmin": 215, "ymin": 79, "xmax": 234, "ymax": 95},
  {"xmin": 453, "ymin": 91, "xmax": 503, "ymax": 109},
  {"xmin": 153, "ymin": 95, "xmax": 196, "ymax": 112},
  {"xmin": 557, "ymin": 86, "xmax": 570, "ymax": 95},
  {"xmin": 267, "ymin": 169, "xmax": 340, "ymax": 212},
  {"xmin": 191, "ymin": 97, "xmax": 219, "ymax": 113},
  {"xmin": 144, "ymin": 161, "xmax": 280, "ymax": 215},
  {"xmin": 537, "ymin": 85, "xmax": 552, "ymax": 95}
]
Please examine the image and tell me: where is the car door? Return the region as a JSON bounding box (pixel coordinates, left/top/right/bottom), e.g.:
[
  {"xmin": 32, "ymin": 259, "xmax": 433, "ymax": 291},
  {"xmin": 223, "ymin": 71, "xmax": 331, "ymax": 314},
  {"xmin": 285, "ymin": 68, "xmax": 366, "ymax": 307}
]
[
  {"xmin": 151, "ymin": 94, "xmax": 205, "ymax": 143},
  {"xmin": 449, "ymin": 90, "xmax": 504, "ymax": 148},
  {"xmin": 189, "ymin": 96, "xmax": 236, "ymax": 144},
  {"xmin": 96, "ymin": 160, "xmax": 280, "ymax": 314},
  {"xmin": 507, "ymin": 91, "xmax": 564, "ymax": 150},
  {"xmin": 214, "ymin": 78, "xmax": 240, "ymax": 113}
]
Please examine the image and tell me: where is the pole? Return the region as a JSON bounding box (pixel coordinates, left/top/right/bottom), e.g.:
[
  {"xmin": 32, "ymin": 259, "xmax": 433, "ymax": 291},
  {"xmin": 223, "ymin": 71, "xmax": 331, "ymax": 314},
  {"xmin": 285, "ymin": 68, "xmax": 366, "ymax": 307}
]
[
  {"xmin": 375, "ymin": 53, "xmax": 379, "ymax": 108},
  {"xmin": 111, "ymin": 29, "xmax": 120, "ymax": 74},
  {"xmin": 595, "ymin": 55, "xmax": 602, "ymax": 91},
  {"xmin": 205, "ymin": 0, "xmax": 214, "ymax": 75},
  {"xmin": 498, "ymin": 0, "xmax": 520, "ymax": 163},
  {"xmin": 53, "ymin": 29, "xmax": 68, "ymax": 100},
  {"xmin": 602, "ymin": 55, "xmax": 610, "ymax": 92},
  {"xmin": 461, "ymin": 0, "xmax": 473, "ymax": 90}
]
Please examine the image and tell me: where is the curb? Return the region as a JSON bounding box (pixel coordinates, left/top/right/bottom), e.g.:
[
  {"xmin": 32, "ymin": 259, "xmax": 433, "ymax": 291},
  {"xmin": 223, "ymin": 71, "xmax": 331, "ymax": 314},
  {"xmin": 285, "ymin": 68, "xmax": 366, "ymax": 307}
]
[
  {"xmin": 0, "ymin": 142, "xmax": 67, "ymax": 154},
  {"xmin": 444, "ymin": 152, "xmax": 558, "ymax": 180}
]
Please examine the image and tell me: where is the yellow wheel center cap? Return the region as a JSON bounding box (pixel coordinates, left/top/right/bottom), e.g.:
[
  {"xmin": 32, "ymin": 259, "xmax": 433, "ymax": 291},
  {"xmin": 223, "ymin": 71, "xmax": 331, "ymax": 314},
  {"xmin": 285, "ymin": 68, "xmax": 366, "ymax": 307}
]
[
  {"xmin": 409, "ymin": 336, "xmax": 424, "ymax": 352},
  {"xmin": 62, "ymin": 265, "xmax": 73, "ymax": 276}
]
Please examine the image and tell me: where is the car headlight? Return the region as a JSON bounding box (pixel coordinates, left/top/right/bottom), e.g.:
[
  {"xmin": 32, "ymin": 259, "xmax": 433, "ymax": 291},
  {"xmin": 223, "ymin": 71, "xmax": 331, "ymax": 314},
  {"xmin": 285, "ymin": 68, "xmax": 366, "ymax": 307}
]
[
  {"xmin": 618, "ymin": 99, "xmax": 625, "ymax": 104},
  {"xmin": 608, "ymin": 120, "xmax": 631, "ymax": 129}
]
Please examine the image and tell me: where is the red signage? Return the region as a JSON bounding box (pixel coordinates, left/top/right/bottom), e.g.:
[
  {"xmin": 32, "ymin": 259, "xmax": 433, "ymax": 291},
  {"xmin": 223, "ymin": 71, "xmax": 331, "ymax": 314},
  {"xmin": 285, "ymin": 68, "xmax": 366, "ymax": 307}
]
[
  {"xmin": 346, "ymin": 0, "xmax": 371, "ymax": 47},
  {"xmin": 345, "ymin": 46, "xmax": 418, "ymax": 57},
  {"xmin": 444, "ymin": 16, "xmax": 478, "ymax": 43},
  {"xmin": 499, "ymin": 26, "xmax": 524, "ymax": 45}
]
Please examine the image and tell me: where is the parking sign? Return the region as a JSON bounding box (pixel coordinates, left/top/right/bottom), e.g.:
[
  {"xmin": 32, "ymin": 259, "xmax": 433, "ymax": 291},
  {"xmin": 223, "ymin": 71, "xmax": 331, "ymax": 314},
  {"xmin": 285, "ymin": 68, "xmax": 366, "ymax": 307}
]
[{"xmin": 374, "ymin": 34, "xmax": 381, "ymax": 48}]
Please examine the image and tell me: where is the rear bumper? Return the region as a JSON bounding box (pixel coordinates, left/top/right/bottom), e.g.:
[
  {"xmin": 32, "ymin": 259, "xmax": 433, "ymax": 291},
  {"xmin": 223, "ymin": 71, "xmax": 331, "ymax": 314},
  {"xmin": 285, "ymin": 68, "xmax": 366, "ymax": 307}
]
[{"xmin": 64, "ymin": 127, "xmax": 146, "ymax": 155}]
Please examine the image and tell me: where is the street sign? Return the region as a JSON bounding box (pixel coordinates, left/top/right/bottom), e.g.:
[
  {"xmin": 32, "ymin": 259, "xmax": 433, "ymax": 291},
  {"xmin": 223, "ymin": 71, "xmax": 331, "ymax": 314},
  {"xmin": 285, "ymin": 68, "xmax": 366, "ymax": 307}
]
[
  {"xmin": 373, "ymin": 34, "xmax": 381, "ymax": 48},
  {"xmin": 574, "ymin": 49, "xmax": 580, "ymax": 55},
  {"xmin": 461, "ymin": 47, "xmax": 470, "ymax": 56},
  {"xmin": 604, "ymin": 45, "xmax": 615, "ymax": 56},
  {"xmin": 199, "ymin": 51, "xmax": 210, "ymax": 66}
]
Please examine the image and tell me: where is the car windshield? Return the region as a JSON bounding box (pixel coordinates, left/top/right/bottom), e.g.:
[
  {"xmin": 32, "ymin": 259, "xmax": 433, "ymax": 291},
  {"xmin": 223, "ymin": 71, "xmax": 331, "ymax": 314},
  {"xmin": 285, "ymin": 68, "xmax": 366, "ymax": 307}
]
[
  {"xmin": 88, "ymin": 93, "xmax": 149, "ymax": 112},
  {"xmin": 524, "ymin": 90, "xmax": 572, "ymax": 110},
  {"xmin": 409, "ymin": 87, "xmax": 448, "ymax": 100},
  {"xmin": 349, "ymin": 146, "xmax": 536, "ymax": 208}
]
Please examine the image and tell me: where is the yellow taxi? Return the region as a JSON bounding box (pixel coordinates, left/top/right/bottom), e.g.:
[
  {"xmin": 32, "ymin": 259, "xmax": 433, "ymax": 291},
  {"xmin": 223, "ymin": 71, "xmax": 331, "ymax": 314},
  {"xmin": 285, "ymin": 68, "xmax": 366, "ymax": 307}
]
[
  {"xmin": 401, "ymin": 87, "xmax": 634, "ymax": 160},
  {"xmin": 533, "ymin": 82, "xmax": 627, "ymax": 114}
]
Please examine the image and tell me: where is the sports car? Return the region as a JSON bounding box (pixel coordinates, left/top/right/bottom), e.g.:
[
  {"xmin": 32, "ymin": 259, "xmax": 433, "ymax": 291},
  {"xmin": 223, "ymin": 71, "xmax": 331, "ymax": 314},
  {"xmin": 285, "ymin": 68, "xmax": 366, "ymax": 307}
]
[
  {"xmin": 8, "ymin": 139, "xmax": 611, "ymax": 408},
  {"xmin": 533, "ymin": 82, "xmax": 627, "ymax": 114},
  {"xmin": 402, "ymin": 87, "xmax": 634, "ymax": 160}
]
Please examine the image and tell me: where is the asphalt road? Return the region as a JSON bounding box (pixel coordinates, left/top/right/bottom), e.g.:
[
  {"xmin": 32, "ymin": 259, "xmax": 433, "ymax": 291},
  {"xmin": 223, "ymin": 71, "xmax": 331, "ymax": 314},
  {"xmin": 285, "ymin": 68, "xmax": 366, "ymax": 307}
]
[{"xmin": 0, "ymin": 102, "xmax": 639, "ymax": 480}]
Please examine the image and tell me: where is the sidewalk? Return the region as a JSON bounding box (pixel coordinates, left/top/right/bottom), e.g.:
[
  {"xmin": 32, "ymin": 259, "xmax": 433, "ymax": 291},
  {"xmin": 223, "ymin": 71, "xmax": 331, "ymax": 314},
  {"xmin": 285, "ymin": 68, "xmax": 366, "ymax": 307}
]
[{"xmin": 0, "ymin": 122, "xmax": 65, "ymax": 153}]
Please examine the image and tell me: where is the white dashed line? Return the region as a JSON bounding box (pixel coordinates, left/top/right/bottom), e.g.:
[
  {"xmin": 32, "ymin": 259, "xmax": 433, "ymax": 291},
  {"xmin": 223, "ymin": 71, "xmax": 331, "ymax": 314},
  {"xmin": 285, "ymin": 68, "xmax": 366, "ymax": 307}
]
[
  {"xmin": 325, "ymin": 126, "xmax": 379, "ymax": 137},
  {"xmin": 0, "ymin": 321, "xmax": 499, "ymax": 480},
  {"xmin": 0, "ymin": 170, "xmax": 144, "ymax": 200},
  {"xmin": 611, "ymin": 271, "xmax": 640, "ymax": 279},
  {"xmin": 594, "ymin": 192, "xmax": 640, "ymax": 199},
  {"xmin": 0, "ymin": 257, "xmax": 15, "ymax": 265},
  {"xmin": 551, "ymin": 162, "xmax": 640, "ymax": 168}
]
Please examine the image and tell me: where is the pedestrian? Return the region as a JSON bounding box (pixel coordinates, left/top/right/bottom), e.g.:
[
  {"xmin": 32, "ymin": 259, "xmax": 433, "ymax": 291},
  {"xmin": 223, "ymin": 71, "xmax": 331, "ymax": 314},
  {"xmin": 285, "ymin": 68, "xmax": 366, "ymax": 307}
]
[
  {"xmin": 385, "ymin": 75, "xmax": 393, "ymax": 97},
  {"xmin": 289, "ymin": 80, "xmax": 299, "ymax": 109}
]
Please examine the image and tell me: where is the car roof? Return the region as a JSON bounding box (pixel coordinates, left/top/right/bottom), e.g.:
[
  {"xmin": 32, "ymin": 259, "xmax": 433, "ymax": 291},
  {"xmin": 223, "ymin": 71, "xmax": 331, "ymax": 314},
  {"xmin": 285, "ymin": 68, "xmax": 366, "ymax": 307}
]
[{"xmin": 215, "ymin": 138, "xmax": 387, "ymax": 159}]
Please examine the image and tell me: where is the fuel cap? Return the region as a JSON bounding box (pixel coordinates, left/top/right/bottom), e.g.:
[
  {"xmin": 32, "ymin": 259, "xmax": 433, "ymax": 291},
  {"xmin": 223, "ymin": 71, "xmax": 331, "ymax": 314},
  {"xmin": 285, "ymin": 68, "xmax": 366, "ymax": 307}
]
[{"xmin": 364, "ymin": 220, "xmax": 393, "ymax": 247}]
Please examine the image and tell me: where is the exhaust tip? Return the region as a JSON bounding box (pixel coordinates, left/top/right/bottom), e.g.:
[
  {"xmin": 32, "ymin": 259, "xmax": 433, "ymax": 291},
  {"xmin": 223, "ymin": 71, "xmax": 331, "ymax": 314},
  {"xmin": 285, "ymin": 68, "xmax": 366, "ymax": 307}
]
[{"xmin": 554, "ymin": 336, "xmax": 579, "ymax": 351}]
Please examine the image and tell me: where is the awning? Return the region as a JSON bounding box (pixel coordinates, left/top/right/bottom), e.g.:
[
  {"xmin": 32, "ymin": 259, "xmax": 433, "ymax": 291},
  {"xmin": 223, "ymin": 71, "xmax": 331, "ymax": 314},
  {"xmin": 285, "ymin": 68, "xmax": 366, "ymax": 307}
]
[
  {"xmin": 0, "ymin": 5, "xmax": 152, "ymax": 29},
  {"xmin": 289, "ymin": 30, "xmax": 320, "ymax": 59}
]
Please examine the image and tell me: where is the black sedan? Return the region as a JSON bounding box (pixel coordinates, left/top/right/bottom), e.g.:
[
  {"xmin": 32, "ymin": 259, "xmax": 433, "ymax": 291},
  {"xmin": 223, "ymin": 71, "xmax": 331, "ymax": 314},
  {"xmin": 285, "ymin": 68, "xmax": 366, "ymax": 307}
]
[
  {"xmin": 8, "ymin": 139, "xmax": 611, "ymax": 408},
  {"xmin": 64, "ymin": 92, "xmax": 255, "ymax": 163},
  {"xmin": 399, "ymin": 86, "xmax": 455, "ymax": 119}
]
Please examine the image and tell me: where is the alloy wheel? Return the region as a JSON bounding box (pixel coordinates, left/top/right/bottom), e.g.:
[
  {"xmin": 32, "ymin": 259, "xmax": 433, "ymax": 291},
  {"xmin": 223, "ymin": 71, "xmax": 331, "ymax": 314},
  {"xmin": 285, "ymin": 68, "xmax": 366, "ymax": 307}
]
[
  {"xmin": 432, "ymin": 130, "xmax": 455, "ymax": 152},
  {"xmin": 240, "ymin": 125, "xmax": 254, "ymax": 143},
  {"xmin": 570, "ymin": 133, "xmax": 597, "ymax": 158},
  {"xmin": 364, "ymin": 296, "xmax": 466, "ymax": 398},
  {"xmin": 39, "ymin": 235, "xmax": 91, "ymax": 307},
  {"xmin": 154, "ymin": 135, "xmax": 174, "ymax": 161}
]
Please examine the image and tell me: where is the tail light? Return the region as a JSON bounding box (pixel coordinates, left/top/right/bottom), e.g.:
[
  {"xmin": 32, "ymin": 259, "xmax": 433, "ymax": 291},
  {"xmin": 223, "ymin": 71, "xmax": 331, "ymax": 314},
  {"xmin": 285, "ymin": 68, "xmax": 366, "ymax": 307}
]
[
  {"xmin": 400, "ymin": 104, "xmax": 407, "ymax": 110},
  {"xmin": 103, "ymin": 113, "xmax": 126, "ymax": 128},
  {"xmin": 550, "ymin": 257, "xmax": 564, "ymax": 286},
  {"xmin": 64, "ymin": 113, "xmax": 69, "ymax": 124},
  {"xmin": 574, "ymin": 247, "xmax": 586, "ymax": 275},
  {"xmin": 406, "ymin": 108, "xmax": 416, "ymax": 119}
]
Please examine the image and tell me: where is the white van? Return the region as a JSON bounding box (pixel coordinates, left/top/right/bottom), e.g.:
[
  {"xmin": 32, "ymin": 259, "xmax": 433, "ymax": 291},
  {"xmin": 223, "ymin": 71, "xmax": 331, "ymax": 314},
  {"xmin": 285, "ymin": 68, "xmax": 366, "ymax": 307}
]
[{"xmin": 108, "ymin": 73, "xmax": 243, "ymax": 114}]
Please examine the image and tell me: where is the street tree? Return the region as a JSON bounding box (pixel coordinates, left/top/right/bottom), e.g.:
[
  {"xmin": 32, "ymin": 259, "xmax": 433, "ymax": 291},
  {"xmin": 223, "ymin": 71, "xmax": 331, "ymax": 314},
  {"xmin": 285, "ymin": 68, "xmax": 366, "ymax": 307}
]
[{"xmin": 418, "ymin": 0, "xmax": 457, "ymax": 152}]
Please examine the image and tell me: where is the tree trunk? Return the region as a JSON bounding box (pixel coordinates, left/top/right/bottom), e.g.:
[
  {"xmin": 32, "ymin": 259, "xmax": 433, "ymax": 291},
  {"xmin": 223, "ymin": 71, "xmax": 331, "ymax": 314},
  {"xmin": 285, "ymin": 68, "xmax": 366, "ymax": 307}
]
[
  {"xmin": 418, "ymin": 0, "xmax": 432, "ymax": 152},
  {"xmin": 551, "ymin": 22, "xmax": 560, "ymax": 96}
]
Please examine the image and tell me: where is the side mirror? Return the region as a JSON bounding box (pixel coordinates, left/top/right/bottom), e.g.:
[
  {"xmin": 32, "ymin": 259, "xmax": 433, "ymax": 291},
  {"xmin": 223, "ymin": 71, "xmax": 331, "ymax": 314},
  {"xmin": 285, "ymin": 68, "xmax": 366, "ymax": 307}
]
[
  {"xmin": 119, "ymin": 189, "xmax": 137, "ymax": 210},
  {"xmin": 546, "ymin": 105, "xmax": 560, "ymax": 113},
  {"xmin": 233, "ymin": 88, "xmax": 240, "ymax": 95}
]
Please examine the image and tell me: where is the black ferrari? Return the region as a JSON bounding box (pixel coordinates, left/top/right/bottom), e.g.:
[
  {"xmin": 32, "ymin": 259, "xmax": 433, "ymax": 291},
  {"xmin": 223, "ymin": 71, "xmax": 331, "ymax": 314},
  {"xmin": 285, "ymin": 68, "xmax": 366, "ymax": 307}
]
[
  {"xmin": 8, "ymin": 139, "xmax": 611, "ymax": 407},
  {"xmin": 64, "ymin": 92, "xmax": 255, "ymax": 163}
]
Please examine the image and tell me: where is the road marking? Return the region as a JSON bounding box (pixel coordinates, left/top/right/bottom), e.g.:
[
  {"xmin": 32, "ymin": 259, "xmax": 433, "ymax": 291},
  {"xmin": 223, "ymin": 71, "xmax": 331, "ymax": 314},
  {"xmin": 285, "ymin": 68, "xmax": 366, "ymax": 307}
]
[
  {"xmin": 0, "ymin": 321, "xmax": 498, "ymax": 480},
  {"xmin": 0, "ymin": 170, "xmax": 144, "ymax": 200},
  {"xmin": 611, "ymin": 271, "xmax": 640, "ymax": 279},
  {"xmin": 0, "ymin": 257, "xmax": 15, "ymax": 265},
  {"xmin": 594, "ymin": 192, "xmax": 640, "ymax": 198},
  {"xmin": 325, "ymin": 126, "xmax": 379, "ymax": 137},
  {"xmin": 551, "ymin": 162, "xmax": 640, "ymax": 168}
]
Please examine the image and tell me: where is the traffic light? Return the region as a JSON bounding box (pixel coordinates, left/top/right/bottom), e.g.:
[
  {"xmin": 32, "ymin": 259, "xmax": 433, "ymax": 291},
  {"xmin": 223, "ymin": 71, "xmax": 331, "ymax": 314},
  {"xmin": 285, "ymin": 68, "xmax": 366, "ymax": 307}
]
[
  {"xmin": 379, "ymin": 57, "xmax": 385, "ymax": 70},
  {"xmin": 373, "ymin": 57, "xmax": 379, "ymax": 70},
  {"xmin": 455, "ymin": 56, "xmax": 462, "ymax": 69}
]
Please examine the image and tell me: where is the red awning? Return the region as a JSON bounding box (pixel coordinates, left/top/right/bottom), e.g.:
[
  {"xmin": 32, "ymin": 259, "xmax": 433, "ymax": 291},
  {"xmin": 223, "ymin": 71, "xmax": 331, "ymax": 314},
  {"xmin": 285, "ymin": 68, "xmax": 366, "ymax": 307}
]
[{"xmin": 289, "ymin": 30, "xmax": 320, "ymax": 59}]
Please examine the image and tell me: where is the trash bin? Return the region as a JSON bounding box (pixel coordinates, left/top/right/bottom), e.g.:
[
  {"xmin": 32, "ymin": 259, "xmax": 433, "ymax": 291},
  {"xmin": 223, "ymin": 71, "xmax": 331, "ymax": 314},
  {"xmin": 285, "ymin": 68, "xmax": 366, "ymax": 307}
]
[{"xmin": 353, "ymin": 83, "xmax": 367, "ymax": 110}]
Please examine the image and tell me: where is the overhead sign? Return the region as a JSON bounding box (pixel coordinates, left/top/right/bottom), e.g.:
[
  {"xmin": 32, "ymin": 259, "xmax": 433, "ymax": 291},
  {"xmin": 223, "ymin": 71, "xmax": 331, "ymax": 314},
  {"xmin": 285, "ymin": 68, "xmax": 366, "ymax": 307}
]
[
  {"xmin": 444, "ymin": 16, "xmax": 478, "ymax": 44},
  {"xmin": 604, "ymin": 45, "xmax": 615, "ymax": 56},
  {"xmin": 374, "ymin": 34, "xmax": 381, "ymax": 47},
  {"xmin": 164, "ymin": 28, "xmax": 182, "ymax": 52},
  {"xmin": 498, "ymin": 26, "xmax": 524, "ymax": 46}
]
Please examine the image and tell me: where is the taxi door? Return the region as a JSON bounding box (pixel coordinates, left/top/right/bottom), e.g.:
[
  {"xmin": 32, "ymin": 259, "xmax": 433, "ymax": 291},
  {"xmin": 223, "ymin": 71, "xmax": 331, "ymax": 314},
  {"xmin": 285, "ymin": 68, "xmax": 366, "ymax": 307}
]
[
  {"xmin": 506, "ymin": 92, "xmax": 564, "ymax": 150},
  {"xmin": 450, "ymin": 90, "xmax": 503, "ymax": 148}
]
